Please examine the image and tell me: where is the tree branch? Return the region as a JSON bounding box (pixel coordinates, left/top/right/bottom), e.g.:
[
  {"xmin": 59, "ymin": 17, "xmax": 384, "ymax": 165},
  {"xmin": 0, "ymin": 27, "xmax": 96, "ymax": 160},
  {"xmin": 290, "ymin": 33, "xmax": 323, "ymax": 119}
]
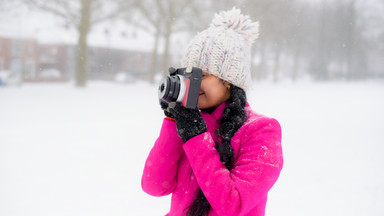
[{"xmin": 25, "ymin": 0, "xmax": 79, "ymax": 27}]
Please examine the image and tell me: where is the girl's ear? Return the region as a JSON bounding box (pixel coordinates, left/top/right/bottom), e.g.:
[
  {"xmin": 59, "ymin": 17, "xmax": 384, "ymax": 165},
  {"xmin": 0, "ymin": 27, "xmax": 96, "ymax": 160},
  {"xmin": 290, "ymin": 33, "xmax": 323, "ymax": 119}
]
[
  {"xmin": 224, "ymin": 81, "xmax": 231, "ymax": 91},
  {"xmin": 219, "ymin": 78, "xmax": 231, "ymax": 91}
]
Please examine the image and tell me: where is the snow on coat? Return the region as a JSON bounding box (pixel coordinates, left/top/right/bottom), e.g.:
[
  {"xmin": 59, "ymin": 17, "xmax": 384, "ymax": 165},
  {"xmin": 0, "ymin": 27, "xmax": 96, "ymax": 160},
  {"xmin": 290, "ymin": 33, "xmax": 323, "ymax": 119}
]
[{"xmin": 142, "ymin": 102, "xmax": 283, "ymax": 216}]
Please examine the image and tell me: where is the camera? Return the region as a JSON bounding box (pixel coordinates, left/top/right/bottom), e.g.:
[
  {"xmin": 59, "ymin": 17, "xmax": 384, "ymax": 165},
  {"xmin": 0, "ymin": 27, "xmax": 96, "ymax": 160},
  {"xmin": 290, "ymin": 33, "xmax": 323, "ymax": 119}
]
[{"xmin": 158, "ymin": 66, "xmax": 203, "ymax": 109}]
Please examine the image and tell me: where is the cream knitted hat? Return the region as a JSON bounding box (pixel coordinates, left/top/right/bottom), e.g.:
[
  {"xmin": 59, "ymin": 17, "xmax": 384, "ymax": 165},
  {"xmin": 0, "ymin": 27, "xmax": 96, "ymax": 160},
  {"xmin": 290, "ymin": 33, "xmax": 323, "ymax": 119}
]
[{"xmin": 180, "ymin": 7, "xmax": 259, "ymax": 90}]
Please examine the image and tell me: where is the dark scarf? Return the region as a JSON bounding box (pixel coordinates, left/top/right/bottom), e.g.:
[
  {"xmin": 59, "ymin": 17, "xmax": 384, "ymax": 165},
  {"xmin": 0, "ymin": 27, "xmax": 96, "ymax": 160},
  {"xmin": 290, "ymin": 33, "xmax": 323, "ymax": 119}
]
[{"xmin": 186, "ymin": 84, "xmax": 248, "ymax": 216}]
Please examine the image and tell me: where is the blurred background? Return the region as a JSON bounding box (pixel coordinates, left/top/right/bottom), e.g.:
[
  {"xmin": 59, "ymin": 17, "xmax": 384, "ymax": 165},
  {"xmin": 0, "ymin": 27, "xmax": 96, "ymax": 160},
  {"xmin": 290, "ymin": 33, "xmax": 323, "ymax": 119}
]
[{"xmin": 0, "ymin": 0, "xmax": 383, "ymax": 215}]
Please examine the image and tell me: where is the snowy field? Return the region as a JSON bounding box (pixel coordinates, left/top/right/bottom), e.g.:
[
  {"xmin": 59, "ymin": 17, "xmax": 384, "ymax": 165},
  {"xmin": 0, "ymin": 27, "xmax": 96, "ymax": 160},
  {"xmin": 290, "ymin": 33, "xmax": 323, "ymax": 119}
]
[{"xmin": 1, "ymin": 80, "xmax": 384, "ymax": 216}]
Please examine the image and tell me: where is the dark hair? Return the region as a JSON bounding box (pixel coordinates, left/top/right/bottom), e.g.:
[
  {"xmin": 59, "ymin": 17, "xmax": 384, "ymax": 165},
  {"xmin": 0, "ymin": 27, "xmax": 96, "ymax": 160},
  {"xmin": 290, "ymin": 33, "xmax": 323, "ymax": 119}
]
[{"xmin": 186, "ymin": 84, "xmax": 248, "ymax": 216}]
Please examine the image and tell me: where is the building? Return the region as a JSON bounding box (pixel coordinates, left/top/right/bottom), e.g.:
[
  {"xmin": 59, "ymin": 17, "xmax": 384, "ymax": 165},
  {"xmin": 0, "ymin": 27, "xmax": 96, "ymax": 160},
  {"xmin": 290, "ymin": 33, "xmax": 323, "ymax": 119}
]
[
  {"xmin": 37, "ymin": 43, "xmax": 76, "ymax": 81},
  {"xmin": 0, "ymin": 36, "xmax": 154, "ymax": 83},
  {"xmin": 0, "ymin": 37, "xmax": 38, "ymax": 80},
  {"xmin": 88, "ymin": 46, "xmax": 153, "ymax": 81}
]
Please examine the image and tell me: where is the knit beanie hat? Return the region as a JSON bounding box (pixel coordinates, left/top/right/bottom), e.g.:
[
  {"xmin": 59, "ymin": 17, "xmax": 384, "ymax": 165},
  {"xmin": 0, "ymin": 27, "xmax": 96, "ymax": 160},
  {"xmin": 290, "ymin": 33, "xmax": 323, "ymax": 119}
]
[{"xmin": 180, "ymin": 7, "xmax": 259, "ymax": 91}]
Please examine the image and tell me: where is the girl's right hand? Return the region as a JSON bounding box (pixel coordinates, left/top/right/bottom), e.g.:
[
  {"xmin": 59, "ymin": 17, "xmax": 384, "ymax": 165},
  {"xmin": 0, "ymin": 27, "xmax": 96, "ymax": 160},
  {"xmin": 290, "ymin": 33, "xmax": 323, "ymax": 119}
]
[
  {"xmin": 168, "ymin": 103, "xmax": 207, "ymax": 143},
  {"xmin": 159, "ymin": 99, "xmax": 174, "ymax": 118}
]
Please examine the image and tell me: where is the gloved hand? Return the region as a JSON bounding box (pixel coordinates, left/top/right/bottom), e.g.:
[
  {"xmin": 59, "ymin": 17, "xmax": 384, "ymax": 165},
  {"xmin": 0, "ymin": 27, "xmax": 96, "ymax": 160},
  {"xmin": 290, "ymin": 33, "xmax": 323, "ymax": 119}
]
[
  {"xmin": 168, "ymin": 103, "xmax": 207, "ymax": 143},
  {"xmin": 159, "ymin": 99, "xmax": 174, "ymax": 118}
]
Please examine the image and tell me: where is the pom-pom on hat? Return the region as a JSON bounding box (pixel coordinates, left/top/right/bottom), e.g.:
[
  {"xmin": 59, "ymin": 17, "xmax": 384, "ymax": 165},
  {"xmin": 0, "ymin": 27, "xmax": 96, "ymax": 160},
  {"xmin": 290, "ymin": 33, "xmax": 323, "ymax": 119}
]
[{"xmin": 180, "ymin": 7, "xmax": 259, "ymax": 90}]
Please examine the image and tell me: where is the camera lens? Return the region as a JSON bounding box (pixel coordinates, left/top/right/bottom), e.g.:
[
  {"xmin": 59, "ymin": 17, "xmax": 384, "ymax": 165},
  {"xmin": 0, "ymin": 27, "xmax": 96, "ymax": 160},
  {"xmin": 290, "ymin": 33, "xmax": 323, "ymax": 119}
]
[
  {"xmin": 158, "ymin": 77, "xmax": 170, "ymax": 101},
  {"xmin": 168, "ymin": 76, "xmax": 180, "ymax": 101},
  {"xmin": 158, "ymin": 75, "xmax": 186, "ymax": 103}
]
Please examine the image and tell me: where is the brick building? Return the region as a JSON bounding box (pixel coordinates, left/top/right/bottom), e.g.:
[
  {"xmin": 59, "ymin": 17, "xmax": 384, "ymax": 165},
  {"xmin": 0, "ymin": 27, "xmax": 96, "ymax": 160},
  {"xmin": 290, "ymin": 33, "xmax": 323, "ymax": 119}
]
[
  {"xmin": 0, "ymin": 36, "xmax": 153, "ymax": 83},
  {"xmin": 0, "ymin": 37, "xmax": 38, "ymax": 80},
  {"xmin": 37, "ymin": 44, "xmax": 76, "ymax": 81}
]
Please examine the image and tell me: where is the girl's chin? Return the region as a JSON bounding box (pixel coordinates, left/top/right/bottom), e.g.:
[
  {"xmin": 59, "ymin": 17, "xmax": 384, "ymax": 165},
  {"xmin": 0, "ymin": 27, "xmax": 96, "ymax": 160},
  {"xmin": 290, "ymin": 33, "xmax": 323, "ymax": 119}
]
[
  {"xmin": 197, "ymin": 104, "xmax": 205, "ymax": 109},
  {"xmin": 197, "ymin": 102, "xmax": 208, "ymax": 109},
  {"xmin": 197, "ymin": 95, "xmax": 206, "ymax": 109}
]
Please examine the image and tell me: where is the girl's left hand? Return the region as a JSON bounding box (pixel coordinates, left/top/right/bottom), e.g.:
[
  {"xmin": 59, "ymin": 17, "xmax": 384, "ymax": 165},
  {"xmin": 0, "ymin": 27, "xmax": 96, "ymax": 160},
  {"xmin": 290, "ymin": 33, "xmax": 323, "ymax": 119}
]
[{"xmin": 169, "ymin": 103, "xmax": 207, "ymax": 143}]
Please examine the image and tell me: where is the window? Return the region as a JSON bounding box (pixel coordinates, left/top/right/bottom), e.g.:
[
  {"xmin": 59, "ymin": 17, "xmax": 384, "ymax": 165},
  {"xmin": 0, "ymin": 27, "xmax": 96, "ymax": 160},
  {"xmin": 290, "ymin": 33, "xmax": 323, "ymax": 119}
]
[
  {"xmin": 11, "ymin": 40, "xmax": 23, "ymax": 56},
  {"xmin": 28, "ymin": 44, "xmax": 34, "ymax": 54},
  {"xmin": 24, "ymin": 58, "xmax": 36, "ymax": 78},
  {"xmin": 50, "ymin": 47, "xmax": 58, "ymax": 55},
  {"xmin": 10, "ymin": 59, "xmax": 22, "ymax": 73},
  {"xmin": 0, "ymin": 58, "xmax": 4, "ymax": 70}
]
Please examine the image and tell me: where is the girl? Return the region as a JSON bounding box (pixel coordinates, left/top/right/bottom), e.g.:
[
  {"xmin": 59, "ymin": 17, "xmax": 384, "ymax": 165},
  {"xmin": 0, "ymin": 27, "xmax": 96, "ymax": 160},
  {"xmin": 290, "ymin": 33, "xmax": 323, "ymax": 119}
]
[{"xmin": 142, "ymin": 8, "xmax": 283, "ymax": 216}]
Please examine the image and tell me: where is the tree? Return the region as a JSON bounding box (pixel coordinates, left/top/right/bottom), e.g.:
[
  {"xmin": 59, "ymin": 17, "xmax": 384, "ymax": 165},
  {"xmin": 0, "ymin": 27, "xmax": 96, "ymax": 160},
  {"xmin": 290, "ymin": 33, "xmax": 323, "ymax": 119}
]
[
  {"xmin": 123, "ymin": 0, "xmax": 210, "ymax": 83},
  {"xmin": 24, "ymin": 0, "xmax": 136, "ymax": 87},
  {"xmin": 342, "ymin": 0, "xmax": 367, "ymax": 80},
  {"xmin": 307, "ymin": 0, "xmax": 368, "ymax": 81},
  {"xmin": 240, "ymin": 0, "xmax": 294, "ymax": 82}
]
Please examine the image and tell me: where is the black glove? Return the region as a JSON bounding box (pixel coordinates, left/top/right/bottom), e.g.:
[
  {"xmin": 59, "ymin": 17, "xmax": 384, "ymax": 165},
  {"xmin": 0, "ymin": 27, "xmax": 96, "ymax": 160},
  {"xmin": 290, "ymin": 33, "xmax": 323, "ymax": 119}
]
[
  {"xmin": 159, "ymin": 99, "xmax": 174, "ymax": 118},
  {"xmin": 168, "ymin": 103, "xmax": 207, "ymax": 143}
]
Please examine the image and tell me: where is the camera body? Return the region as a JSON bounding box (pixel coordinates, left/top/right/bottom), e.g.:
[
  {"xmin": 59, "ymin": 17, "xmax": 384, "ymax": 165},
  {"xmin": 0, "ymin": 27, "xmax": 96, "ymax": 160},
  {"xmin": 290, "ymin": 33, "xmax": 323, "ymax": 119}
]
[{"xmin": 158, "ymin": 66, "xmax": 203, "ymax": 109}]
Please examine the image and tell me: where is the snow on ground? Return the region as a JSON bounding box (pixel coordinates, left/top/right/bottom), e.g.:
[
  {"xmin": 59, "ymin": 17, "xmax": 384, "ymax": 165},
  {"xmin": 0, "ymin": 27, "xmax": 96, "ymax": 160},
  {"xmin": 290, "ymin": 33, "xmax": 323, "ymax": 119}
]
[{"xmin": 0, "ymin": 80, "xmax": 383, "ymax": 216}]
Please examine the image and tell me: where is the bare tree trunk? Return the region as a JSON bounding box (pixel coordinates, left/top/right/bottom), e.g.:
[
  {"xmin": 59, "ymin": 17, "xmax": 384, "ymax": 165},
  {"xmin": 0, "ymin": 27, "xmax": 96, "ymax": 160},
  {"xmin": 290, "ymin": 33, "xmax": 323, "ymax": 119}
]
[
  {"xmin": 346, "ymin": 0, "xmax": 356, "ymax": 80},
  {"xmin": 149, "ymin": 25, "xmax": 161, "ymax": 83},
  {"xmin": 76, "ymin": 0, "xmax": 92, "ymax": 87},
  {"xmin": 257, "ymin": 42, "xmax": 266, "ymax": 81},
  {"xmin": 162, "ymin": 21, "xmax": 172, "ymax": 76},
  {"xmin": 273, "ymin": 43, "xmax": 281, "ymax": 82},
  {"xmin": 317, "ymin": 0, "xmax": 328, "ymax": 80},
  {"xmin": 292, "ymin": 42, "xmax": 302, "ymax": 82}
]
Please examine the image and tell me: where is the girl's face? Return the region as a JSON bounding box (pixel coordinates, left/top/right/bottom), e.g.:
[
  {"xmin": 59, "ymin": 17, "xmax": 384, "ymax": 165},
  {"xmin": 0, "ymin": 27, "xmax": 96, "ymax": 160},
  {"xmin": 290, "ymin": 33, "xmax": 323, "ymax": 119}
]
[{"xmin": 197, "ymin": 72, "xmax": 230, "ymax": 109}]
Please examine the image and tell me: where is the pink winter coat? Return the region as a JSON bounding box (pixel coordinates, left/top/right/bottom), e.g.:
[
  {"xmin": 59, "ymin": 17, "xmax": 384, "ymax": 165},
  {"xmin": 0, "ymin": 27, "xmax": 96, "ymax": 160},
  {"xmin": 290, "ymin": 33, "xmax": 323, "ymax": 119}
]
[{"xmin": 142, "ymin": 102, "xmax": 283, "ymax": 216}]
